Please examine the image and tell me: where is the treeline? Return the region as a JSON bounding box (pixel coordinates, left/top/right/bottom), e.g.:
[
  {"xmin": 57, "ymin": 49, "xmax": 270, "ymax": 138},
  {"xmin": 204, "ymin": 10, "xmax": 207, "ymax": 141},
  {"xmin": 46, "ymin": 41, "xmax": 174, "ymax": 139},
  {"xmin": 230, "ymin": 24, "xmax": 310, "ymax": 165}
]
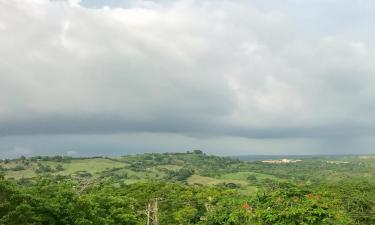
[
  {"xmin": 0, "ymin": 175, "xmax": 362, "ymax": 225},
  {"xmin": 1, "ymin": 155, "xmax": 74, "ymax": 163}
]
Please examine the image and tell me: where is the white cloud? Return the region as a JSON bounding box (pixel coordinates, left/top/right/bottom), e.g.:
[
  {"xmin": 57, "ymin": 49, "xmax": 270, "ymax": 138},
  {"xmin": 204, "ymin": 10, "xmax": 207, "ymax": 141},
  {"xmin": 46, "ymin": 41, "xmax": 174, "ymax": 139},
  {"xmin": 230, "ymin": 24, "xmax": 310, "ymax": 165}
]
[{"xmin": 1, "ymin": 0, "xmax": 375, "ymax": 155}]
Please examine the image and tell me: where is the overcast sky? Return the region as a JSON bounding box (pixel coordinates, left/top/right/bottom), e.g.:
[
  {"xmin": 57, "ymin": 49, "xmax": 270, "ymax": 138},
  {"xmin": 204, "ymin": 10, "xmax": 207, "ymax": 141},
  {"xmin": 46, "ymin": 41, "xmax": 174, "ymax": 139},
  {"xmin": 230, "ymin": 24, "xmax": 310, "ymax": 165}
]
[{"xmin": 1, "ymin": 0, "xmax": 375, "ymax": 158}]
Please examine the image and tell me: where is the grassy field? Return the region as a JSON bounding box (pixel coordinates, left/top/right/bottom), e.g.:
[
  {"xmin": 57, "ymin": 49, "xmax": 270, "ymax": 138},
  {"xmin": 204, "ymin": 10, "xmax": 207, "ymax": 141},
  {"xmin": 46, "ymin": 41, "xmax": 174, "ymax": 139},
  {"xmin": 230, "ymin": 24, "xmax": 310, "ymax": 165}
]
[
  {"xmin": 219, "ymin": 171, "xmax": 282, "ymax": 182},
  {"xmin": 56, "ymin": 158, "xmax": 126, "ymax": 175},
  {"xmin": 3, "ymin": 158, "xmax": 127, "ymax": 179},
  {"xmin": 188, "ymin": 174, "xmax": 247, "ymax": 186}
]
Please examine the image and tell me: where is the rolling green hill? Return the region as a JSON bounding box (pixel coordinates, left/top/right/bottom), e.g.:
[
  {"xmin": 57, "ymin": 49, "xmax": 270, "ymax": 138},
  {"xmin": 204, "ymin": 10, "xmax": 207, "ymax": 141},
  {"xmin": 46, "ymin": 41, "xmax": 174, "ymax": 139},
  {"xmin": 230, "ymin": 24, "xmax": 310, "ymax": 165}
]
[{"xmin": 1, "ymin": 151, "xmax": 375, "ymax": 224}]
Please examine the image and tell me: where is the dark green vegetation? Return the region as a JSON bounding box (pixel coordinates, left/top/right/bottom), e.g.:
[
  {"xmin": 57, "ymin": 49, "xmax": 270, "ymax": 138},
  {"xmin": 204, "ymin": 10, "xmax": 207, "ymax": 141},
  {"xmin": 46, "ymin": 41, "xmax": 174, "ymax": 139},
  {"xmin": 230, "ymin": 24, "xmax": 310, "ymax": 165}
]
[{"xmin": 1, "ymin": 151, "xmax": 374, "ymax": 224}]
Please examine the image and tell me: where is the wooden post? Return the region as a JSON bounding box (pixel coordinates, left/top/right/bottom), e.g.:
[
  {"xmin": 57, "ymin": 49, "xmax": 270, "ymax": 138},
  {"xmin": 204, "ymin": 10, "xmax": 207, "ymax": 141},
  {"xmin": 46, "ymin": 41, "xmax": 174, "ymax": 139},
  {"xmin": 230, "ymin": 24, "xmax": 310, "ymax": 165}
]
[
  {"xmin": 154, "ymin": 198, "xmax": 159, "ymax": 225},
  {"xmin": 147, "ymin": 202, "xmax": 151, "ymax": 225}
]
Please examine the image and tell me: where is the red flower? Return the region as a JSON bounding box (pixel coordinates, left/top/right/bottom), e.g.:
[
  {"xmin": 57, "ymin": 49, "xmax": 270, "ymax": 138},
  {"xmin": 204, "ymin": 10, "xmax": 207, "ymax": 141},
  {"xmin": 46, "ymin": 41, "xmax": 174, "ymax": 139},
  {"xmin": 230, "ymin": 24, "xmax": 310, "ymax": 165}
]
[{"xmin": 242, "ymin": 203, "xmax": 252, "ymax": 211}]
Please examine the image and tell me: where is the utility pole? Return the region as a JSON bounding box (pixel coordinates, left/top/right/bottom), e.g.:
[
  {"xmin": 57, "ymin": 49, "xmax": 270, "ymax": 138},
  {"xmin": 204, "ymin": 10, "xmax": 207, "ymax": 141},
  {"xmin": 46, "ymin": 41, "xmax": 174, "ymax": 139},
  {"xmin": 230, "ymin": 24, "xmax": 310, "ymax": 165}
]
[
  {"xmin": 146, "ymin": 198, "xmax": 159, "ymax": 225},
  {"xmin": 146, "ymin": 203, "xmax": 151, "ymax": 225},
  {"xmin": 153, "ymin": 198, "xmax": 159, "ymax": 225}
]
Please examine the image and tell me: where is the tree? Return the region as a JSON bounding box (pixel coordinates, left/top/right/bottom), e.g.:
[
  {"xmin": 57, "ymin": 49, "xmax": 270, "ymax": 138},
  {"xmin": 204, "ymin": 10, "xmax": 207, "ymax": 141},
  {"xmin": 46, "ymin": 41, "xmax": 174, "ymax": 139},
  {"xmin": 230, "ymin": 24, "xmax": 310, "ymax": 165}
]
[
  {"xmin": 55, "ymin": 164, "xmax": 64, "ymax": 172},
  {"xmin": 247, "ymin": 183, "xmax": 353, "ymax": 225},
  {"xmin": 193, "ymin": 150, "xmax": 203, "ymax": 155}
]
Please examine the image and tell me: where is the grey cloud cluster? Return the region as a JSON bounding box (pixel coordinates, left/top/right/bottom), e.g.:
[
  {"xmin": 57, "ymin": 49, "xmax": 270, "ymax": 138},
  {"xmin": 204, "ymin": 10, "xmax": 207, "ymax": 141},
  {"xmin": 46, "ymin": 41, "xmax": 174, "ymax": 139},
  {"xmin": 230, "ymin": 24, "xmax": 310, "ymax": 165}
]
[{"xmin": 1, "ymin": 0, "xmax": 375, "ymax": 156}]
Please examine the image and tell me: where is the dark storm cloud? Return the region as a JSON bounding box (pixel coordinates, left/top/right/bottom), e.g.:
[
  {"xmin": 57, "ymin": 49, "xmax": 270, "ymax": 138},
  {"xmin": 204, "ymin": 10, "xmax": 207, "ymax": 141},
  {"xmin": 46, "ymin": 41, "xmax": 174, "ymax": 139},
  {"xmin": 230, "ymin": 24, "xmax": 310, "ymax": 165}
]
[
  {"xmin": 2, "ymin": 114, "xmax": 375, "ymax": 140},
  {"xmin": 1, "ymin": 0, "xmax": 375, "ymax": 156}
]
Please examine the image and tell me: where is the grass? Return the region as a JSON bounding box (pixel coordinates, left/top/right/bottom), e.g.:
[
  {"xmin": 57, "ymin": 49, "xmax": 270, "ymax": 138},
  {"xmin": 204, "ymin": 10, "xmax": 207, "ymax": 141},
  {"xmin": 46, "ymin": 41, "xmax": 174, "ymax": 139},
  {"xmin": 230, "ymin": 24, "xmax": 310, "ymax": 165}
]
[
  {"xmin": 219, "ymin": 171, "xmax": 282, "ymax": 181},
  {"xmin": 57, "ymin": 158, "xmax": 126, "ymax": 175},
  {"xmin": 238, "ymin": 185, "xmax": 258, "ymax": 195},
  {"xmin": 2, "ymin": 158, "xmax": 127, "ymax": 179},
  {"xmin": 187, "ymin": 174, "xmax": 258, "ymax": 195},
  {"xmin": 112, "ymin": 167, "xmax": 165, "ymax": 179},
  {"xmin": 187, "ymin": 174, "xmax": 248, "ymax": 186},
  {"xmin": 5, "ymin": 169, "xmax": 36, "ymax": 179}
]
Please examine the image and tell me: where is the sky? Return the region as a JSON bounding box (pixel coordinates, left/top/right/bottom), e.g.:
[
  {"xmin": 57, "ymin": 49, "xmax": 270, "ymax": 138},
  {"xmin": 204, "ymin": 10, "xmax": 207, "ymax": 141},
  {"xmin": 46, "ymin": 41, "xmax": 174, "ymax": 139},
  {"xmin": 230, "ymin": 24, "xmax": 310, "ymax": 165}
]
[{"xmin": 1, "ymin": 0, "xmax": 375, "ymax": 158}]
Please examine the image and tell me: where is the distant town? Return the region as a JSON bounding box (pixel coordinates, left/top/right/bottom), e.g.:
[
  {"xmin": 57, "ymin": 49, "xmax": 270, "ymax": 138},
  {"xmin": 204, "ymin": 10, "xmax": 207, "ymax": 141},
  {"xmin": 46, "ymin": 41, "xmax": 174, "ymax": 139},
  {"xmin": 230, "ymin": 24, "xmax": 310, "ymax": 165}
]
[{"xmin": 261, "ymin": 158, "xmax": 303, "ymax": 164}]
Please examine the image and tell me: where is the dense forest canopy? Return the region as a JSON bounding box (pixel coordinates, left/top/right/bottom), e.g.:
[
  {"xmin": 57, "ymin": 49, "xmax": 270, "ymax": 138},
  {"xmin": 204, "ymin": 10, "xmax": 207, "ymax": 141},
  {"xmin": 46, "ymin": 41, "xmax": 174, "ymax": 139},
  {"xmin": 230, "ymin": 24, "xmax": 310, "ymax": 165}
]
[{"xmin": 1, "ymin": 152, "xmax": 374, "ymax": 224}]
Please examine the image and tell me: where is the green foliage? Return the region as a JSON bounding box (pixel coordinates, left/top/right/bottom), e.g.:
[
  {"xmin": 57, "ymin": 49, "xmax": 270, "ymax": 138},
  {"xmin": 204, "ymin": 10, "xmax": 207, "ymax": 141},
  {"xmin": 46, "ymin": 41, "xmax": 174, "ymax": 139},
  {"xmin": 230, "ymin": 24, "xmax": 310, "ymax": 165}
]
[
  {"xmin": 248, "ymin": 183, "xmax": 352, "ymax": 225},
  {"xmin": 55, "ymin": 164, "xmax": 64, "ymax": 172},
  {"xmin": 1, "ymin": 153, "xmax": 374, "ymax": 224},
  {"xmin": 0, "ymin": 177, "xmax": 141, "ymax": 225},
  {"xmin": 246, "ymin": 174, "xmax": 257, "ymax": 182},
  {"xmin": 192, "ymin": 150, "xmax": 204, "ymax": 155},
  {"xmin": 0, "ymin": 177, "xmax": 357, "ymax": 225},
  {"xmin": 9, "ymin": 165, "xmax": 25, "ymax": 171},
  {"xmin": 35, "ymin": 163, "xmax": 53, "ymax": 173},
  {"xmin": 326, "ymin": 180, "xmax": 375, "ymax": 225},
  {"xmin": 166, "ymin": 168, "xmax": 193, "ymax": 182}
]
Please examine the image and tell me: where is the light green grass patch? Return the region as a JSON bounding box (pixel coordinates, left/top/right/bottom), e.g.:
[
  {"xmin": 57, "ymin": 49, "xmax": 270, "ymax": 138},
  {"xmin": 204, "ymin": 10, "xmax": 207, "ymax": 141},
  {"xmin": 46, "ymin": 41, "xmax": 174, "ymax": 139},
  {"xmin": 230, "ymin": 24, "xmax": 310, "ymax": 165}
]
[
  {"xmin": 187, "ymin": 175, "xmax": 248, "ymax": 186},
  {"xmin": 4, "ymin": 169, "xmax": 36, "ymax": 179},
  {"xmin": 57, "ymin": 158, "xmax": 126, "ymax": 175},
  {"xmin": 113, "ymin": 167, "xmax": 164, "ymax": 180},
  {"xmin": 220, "ymin": 171, "xmax": 282, "ymax": 181},
  {"xmin": 238, "ymin": 185, "xmax": 258, "ymax": 195},
  {"xmin": 3, "ymin": 158, "xmax": 127, "ymax": 179}
]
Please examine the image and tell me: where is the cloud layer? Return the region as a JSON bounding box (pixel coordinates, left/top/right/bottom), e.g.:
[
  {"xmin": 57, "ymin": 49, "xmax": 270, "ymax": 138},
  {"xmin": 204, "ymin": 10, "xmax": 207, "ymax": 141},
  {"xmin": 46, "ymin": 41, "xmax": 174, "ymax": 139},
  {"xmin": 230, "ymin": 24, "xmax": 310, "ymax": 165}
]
[{"xmin": 1, "ymin": 0, "xmax": 375, "ymax": 156}]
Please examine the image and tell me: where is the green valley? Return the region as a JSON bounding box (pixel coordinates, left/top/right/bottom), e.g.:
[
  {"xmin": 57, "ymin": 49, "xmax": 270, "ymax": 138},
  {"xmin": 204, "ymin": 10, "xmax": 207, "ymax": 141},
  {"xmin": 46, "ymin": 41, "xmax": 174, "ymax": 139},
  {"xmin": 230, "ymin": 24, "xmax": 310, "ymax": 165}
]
[{"xmin": 1, "ymin": 151, "xmax": 374, "ymax": 224}]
